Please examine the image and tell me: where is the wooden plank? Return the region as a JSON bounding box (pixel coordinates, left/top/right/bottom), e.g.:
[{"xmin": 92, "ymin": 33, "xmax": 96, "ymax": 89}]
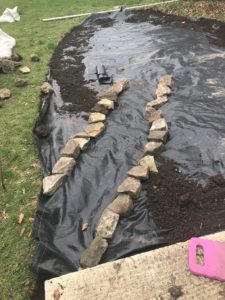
[{"xmin": 45, "ymin": 231, "xmax": 225, "ymax": 300}]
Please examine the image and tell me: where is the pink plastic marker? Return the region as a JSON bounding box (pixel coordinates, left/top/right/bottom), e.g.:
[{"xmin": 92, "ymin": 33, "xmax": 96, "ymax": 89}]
[{"xmin": 189, "ymin": 237, "xmax": 225, "ymax": 281}]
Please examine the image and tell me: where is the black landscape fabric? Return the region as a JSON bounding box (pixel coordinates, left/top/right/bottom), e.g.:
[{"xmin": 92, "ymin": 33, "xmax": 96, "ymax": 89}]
[{"xmin": 32, "ymin": 9, "xmax": 225, "ymax": 276}]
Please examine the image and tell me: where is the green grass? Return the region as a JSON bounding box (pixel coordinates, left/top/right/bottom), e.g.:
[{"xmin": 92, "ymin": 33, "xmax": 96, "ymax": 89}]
[{"xmin": 0, "ymin": 0, "xmax": 164, "ymax": 299}]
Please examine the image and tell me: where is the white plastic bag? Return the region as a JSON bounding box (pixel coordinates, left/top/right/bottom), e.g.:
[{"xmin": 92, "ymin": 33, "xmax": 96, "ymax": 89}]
[
  {"xmin": 0, "ymin": 7, "xmax": 20, "ymax": 23},
  {"xmin": 0, "ymin": 29, "xmax": 16, "ymax": 58}
]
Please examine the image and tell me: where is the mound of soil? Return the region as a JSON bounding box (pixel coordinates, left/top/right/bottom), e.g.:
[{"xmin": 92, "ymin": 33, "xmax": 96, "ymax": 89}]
[{"xmin": 145, "ymin": 157, "xmax": 225, "ymax": 244}]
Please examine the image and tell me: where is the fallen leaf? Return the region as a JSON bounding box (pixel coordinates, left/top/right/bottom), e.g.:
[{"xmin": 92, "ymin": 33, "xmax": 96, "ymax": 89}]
[
  {"xmin": 23, "ymin": 279, "xmax": 30, "ymax": 287},
  {"xmin": 20, "ymin": 227, "xmax": 26, "ymax": 236},
  {"xmin": 53, "ymin": 289, "xmax": 61, "ymax": 300},
  {"xmin": 29, "ymin": 163, "xmax": 39, "ymax": 169},
  {"xmin": 18, "ymin": 213, "xmax": 25, "ymax": 224},
  {"xmin": 29, "ymin": 217, "xmax": 35, "ymax": 224},
  {"xmin": 82, "ymin": 223, "xmax": 88, "ymax": 231},
  {"xmin": 0, "ymin": 210, "xmax": 8, "ymax": 220}
]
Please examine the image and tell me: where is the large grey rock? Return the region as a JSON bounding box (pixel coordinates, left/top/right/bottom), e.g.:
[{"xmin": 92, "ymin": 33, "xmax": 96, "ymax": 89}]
[
  {"xmin": 127, "ymin": 165, "xmax": 149, "ymax": 180},
  {"xmin": 148, "ymin": 130, "xmax": 168, "ymax": 143},
  {"xmin": 155, "ymin": 84, "xmax": 171, "ymax": 98},
  {"xmin": 159, "ymin": 75, "xmax": 172, "ymax": 87},
  {"xmin": 150, "ymin": 118, "xmax": 168, "ymax": 132},
  {"xmin": 88, "ymin": 112, "xmax": 106, "ymax": 123},
  {"xmin": 107, "ymin": 194, "xmax": 133, "ymax": 217},
  {"xmin": 117, "ymin": 177, "xmax": 141, "ymax": 199},
  {"xmin": 145, "ymin": 106, "xmax": 162, "ymax": 123},
  {"xmin": 84, "ymin": 122, "xmax": 105, "ymax": 138},
  {"xmin": 43, "ymin": 174, "xmax": 65, "ymax": 196},
  {"xmin": 72, "ymin": 137, "xmax": 90, "ymax": 150},
  {"xmin": 92, "ymin": 99, "xmax": 114, "ymax": 114},
  {"xmin": 0, "ymin": 88, "xmax": 11, "ymax": 100},
  {"xmin": 61, "ymin": 139, "xmax": 80, "ymax": 158},
  {"xmin": 80, "ymin": 237, "xmax": 108, "ymax": 268},
  {"xmin": 99, "ymin": 78, "xmax": 129, "ymax": 99},
  {"xmin": 144, "ymin": 141, "xmax": 163, "ymax": 155},
  {"xmin": 147, "ymin": 96, "xmax": 168, "ymax": 109},
  {"xmin": 40, "ymin": 82, "xmax": 54, "ymax": 94},
  {"xmin": 139, "ymin": 155, "xmax": 158, "ymax": 173},
  {"xmin": 15, "ymin": 78, "xmax": 27, "ymax": 87},
  {"xmin": 96, "ymin": 209, "xmax": 119, "ymax": 239},
  {"xmin": 52, "ymin": 157, "xmax": 75, "ymax": 176}
]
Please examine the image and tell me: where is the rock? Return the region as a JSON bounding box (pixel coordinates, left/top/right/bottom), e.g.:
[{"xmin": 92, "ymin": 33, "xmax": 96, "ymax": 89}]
[
  {"xmin": 1, "ymin": 59, "xmax": 15, "ymax": 73},
  {"xmin": 159, "ymin": 75, "xmax": 172, "ymax": 87},
  {"xmin": 52, "ymin": 157, "xmax": 76, "ymax": 176},
  {"xmin": 88, "ymin": 112, "xmax": 106, "ymax": 123},
  {"xmin": 15, "ymin": 78, "xmax": 27, "ymax": 87},
  {"xmin": 155, "ymin": 84, "xmax": 171, "ymax": 98},
  {"xmin": 72, "ymin": 137, "xmax": 90, "ymax": 150},
  {"xmin": 80, "ymin": 237, "xmax": 108, "ymax": 268},
  {"xmin": 34, "ymin": 124, "xmax": 50, "ymax": 137},
  {"xmin": 139, "ymin": 155, "xmax": 158, "ymax": 173},
  {"xmin": 61, "ymin": 139, "xmax": 80, "ymax": 158},
  {"xmin": 0, "ymin": 88, "xmax": 11, "ymax": 100},
  {"xmin": 144, "ymin": 141, "xmax": 163, "ymax": 155},
  {"xmin": 107, "ymin": 194, "xmax": 133, "ymax": 217},
  {"xmin": 117, "ymin": 177, "xmax": 141, "ymax": 199},
  {"xmin": 19, "ymin": 66, "xmax": 31, "ymax": 74},
  {"xmin": 43, "ymin": 174, "xmax": 65, "ymax": 196},
  {"xmin": 31, "ymin": 54, "xmax": 40, "ymax": 62},
  {"xmin": 84, "ymin": 122, "xmax": 105, "ymax": 138},
  {"xmin": 148, "ymin": 130, "xmax": 168, "ymax": 143},
  {"xmin": 150, "ymin": 118, "xmax": 168, "ymax": 132},
  {"xmin": 147, "ymin": 96, "xmax": 168, "ymax": 109},
  {"xmin": 99, "ymin": 78, "xmax": 129, "ymax": 99},
  {"xmin": 70, "ymin": 132, "xmax": 89, "ymax": 139},
  {"xmin": 92, "ymin": 99, "xmax": 114, "ymax": 114},
  {"xmin": 96, "ymin": 209, "xmax": 119, "ymax": 239},
  {"xmin": 40, "ymin": 82, "xmax": 54, "ymax": 94},
  {"xmin": 127, "ymin": 165, "xmax": 149, "ymax": 180},
  {"xmin": 145, "ymin": 107, "xmax": 163, "ymax": 123}
]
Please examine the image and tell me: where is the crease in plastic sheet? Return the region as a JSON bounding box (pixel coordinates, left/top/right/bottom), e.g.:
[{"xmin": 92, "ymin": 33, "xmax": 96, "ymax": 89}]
[{"xmin": 32, "ymin": 11, "xmax": 225, "ymax": 276}]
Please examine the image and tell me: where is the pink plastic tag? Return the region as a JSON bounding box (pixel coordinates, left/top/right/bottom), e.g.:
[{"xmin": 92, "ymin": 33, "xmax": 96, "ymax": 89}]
[{"xmin": 189, "ymin": 237, "xmax": 225, "ymax": 281}]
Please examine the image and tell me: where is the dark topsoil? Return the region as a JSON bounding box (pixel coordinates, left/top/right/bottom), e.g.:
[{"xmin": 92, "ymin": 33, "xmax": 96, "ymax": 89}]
[{"xmin": 32, "ymin": 8, "xmax": 225, "ymax": 299}]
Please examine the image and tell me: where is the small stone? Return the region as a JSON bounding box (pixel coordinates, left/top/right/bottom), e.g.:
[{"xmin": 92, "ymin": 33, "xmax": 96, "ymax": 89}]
[
  {"xmin": 52, "ymin": 157, "xmax": 76, "ymax": 176},
  {"xmin": 92, "ymin": 99, "xmax": 114, "ymax": 114},
  {"xmin": 70, "ymin": 132, "xmax": 89, "ymax": 139},
  {"xmin": 15, "ymin": 78, "xmax": 27, "ymax": 87},
  {"xmin": 72, "ymin": 137, "xmax": 90, "ymax": 150},
  {"xmin": 144, "ymin": 141, "xmax": 163, "ymax": 155},
  {"xmin": 1, "ymin": 59, "xmax": 15, "ymax": 73},
  {"xmin": 34, "ymin": 124, "xmax": 50, "ymax": 137},
  {"xmin": 148, "ymin": 130, "xmax": 168, "ymax": 143},
  {"xmin": 145, "ymin": 107, "xmax": 162, "ymax": 123},
  {"xmin": 150, "ymin": 118, "xmax": 168, "ymax": 132},
  {"xmin": 19, "ymin": 66, "xmax": 31, "ymax": 74},
  {"xmin": 40, "ymin": 82, "xmax": 54, "ymax": 94},
  {"xmin": 80, "ymin": 237, "xmax": 108, "ymax": 268},
  {"xmin": 11, "ymin": 53, "xmax": 22, "ymax": 62},
  {"xmin": 147, "ymin": 97, "xmax": 168, "ymax": 109},
  {"xmin": 127, "ymin": 165, "xmax": 149, "ymax": 180},
  {"xmin": 88, "ymin": 112, "xmax": 106, "ymax": 123},
  {"xmin": 0, "ymin": 88, "xmax": 11, "ymax": 100},
  {"xmin": 99, "ymin": 78, "xmax": 129, "ymax": 98},
  {"xmin": 43, "ymin": 174, "xmax": 65, "ymax": 196},
  {"xmin": 139, "ymin": 155, "xmax": 158, "ymax": 173},
  {"xmin": 155, "ymin": 84, "xmax": 171, "ymax": 98},
  {"xmin": 30, "ymin": 54, "xmax": 40, "ymax": 62},
  {"xmin": 117, "ymin": 177, "xmax": 141, "ymax": 199},
  {"xmin": 108, "ymin": 194, "xmax": 133, "ymax": 217},
  {"xmin": 96, "ymin": 209, "xmax": 119, "ymax": 239},
  {"xmin": 159, "ymin": 75, "xmax": 172, "ymax": 87},
  {"xmin": 84, "ymin": 122, "xmax": 105, "ymax": 138},
  {"xmin": 61, "ymin": 139, "xmax": 80, "ymax": 158}
]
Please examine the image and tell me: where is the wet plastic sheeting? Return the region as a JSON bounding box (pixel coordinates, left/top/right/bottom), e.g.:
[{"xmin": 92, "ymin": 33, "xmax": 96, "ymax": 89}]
[{"xmin": 32, "ymin": 11, "xmax": 225, "ymax": 276}]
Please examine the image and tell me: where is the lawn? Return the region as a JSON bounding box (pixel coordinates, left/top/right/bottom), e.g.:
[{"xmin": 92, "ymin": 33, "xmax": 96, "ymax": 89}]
[{"xmin": 1, "ymin": 0, "xmax": 225, "ymax": 299}]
